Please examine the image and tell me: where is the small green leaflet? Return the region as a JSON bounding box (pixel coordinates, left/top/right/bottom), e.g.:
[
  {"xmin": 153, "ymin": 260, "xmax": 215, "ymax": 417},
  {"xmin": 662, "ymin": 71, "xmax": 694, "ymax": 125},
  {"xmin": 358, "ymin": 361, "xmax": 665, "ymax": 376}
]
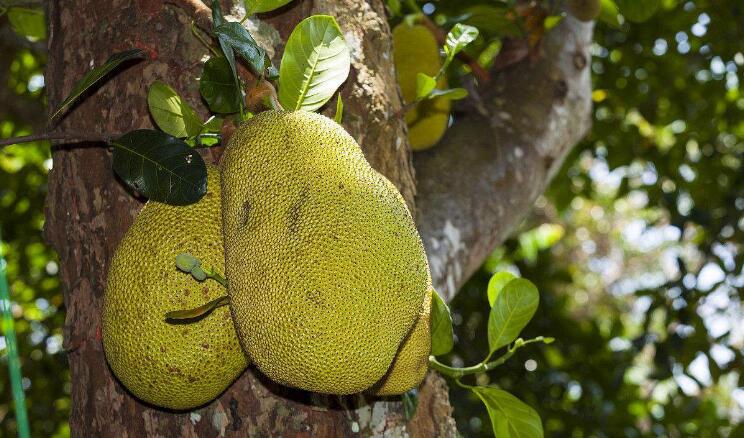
[
  {"xmin": 7, "ymin": 7, "xmax": 46, "ymax": 40},
  {"xmin": 111, "ymin": 129, "xmax": 207, "ymax": 205},
  {"xmin": 472, "ymin": 387, "xmax": 544, "ymax": 438},
  {"xmin": 615, "ymin": 0, "xmax": 660, "ymax": 22},
  {"xmin": 244, "ymin": 0, "xmax": 294, "ymax": 14},
  {"xmin": 51, "ymin": 49, "xmax": 146, "ymax": 120},
  {"xmin": 487, "ymin": 278, "xmax": 539, "ymax": 353},
  {"xmin": 487, "ymin": 272, "xmax": 516, "ymax": 306},
  {"xmin": 430, "ymin": 289, "xmax": 454, "ymax": 356},
  {"xmin": 147, "ymin": 81, "xmax": 203, "ymax": 138},
  {"xmin": 416, "ymin": 73, "xmax": 437, "ymax": 100},
  {"xmin": 211, "ymin": 0, "xmax": 225, "ymax": 28},
  {"xmin": 200, "ymin": 56, "xmax": 241, "ymax": 114},
  {"xmin": 334, "ymin": 94, "xmax": 344, "ymax": 124},
  {"xmin": 279, "ymin": 15, "xmax": 351, "ymax": 111},
  {"xmin": 444, "ymin": 23, "xmax": 479, "ymax": 61}
]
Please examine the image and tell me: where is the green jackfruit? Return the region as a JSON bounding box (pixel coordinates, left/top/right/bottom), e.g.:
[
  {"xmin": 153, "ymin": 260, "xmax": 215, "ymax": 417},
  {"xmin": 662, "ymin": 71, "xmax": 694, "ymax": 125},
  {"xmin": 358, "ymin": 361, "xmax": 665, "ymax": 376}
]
[
  {"xmin": 103, "ymin": 164, "xmax": 247, "ymax": 410},
  {"xmin": 221, "ymin": 111, "xmax": 432, "ymax": 394},
  {"xmin": 393, "ymin": 23, "xmax": 451, "ymax": 151}
]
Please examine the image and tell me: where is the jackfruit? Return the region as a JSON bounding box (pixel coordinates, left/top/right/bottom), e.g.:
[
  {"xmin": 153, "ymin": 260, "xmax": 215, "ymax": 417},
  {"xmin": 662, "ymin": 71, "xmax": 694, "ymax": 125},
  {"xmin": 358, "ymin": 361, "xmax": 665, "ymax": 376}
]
[
  {"xmin": 372, "ymin": 287, "xmax": 433, "ymax": 395},
  {"xmin": 103, "ymin": 164, "xmax": 247, "ymax": 410},
  {"xmin": 393, "ymin": 23, "xmax": 451, "ymax": 151},
  {"xmin": 221, "ymin": 110, "xmax": 431, "ymax": 394},
  {"xmin": 568, "ymin": 0, "xmax": 601, "ymax": 22}
]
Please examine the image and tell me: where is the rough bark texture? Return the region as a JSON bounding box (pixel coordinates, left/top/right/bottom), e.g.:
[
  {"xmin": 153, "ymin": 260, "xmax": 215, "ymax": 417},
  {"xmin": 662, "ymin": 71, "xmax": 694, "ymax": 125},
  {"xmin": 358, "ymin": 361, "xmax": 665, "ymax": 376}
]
[
  {"xmin": 416, "ymin": 18, "xmax": 594, "ymax": 300},
  {"xmin": 43, "ymin": 0, "xmax": 591, "ymax": 436}
]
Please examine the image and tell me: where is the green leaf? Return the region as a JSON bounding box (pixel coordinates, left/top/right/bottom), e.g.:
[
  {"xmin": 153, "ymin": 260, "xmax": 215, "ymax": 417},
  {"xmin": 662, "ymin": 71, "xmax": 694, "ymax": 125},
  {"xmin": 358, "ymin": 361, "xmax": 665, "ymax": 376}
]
[
  {"xmin": 7, "ymin": 7, "xmax": 45, "ymax": 40},
  {"xmin": 200, "ymin": 56, "xmax": 242, "ymax": 114},
  {"xmin": 175, "ymin": 253, "xmax": 199, "ymax": 272},
  {"xmin": 51, "ymin": 49, "xmax": 146, "ymax": 120},
  {"xmin": 244, "ymin": 0, "xmax": 294, "ymax": 13},
  {"xmin": 202, "ymin": 116, "xmax": 224, "ymax": 133},
  {"xmin": 334, "ymin": 94, "xmax": 344, "ymax": 124},
  {"xmin": 428, "ymin": 88, "xmax": 468, "ymax": 100},
  {"xmin": 615, "ymin": 0, "xmax": 660, "ymax": 22},
  {"xmin": 214, "ymin": 22, "xmax": 269, "ymax": 75},
  {"xmin": 444, "ymin": 23, "xmax": 479, "ymax": 60},
  {"xmin": 487, "ymin": 272, "xmax": 517, "ymax": 307},
  {"xmin": 472, "ymin": 387, "xmax": 544, "ymax": 438},
  {"xmin": 278, "ymin": 15, "xmax": 351, "ymax": 111},
  {"xmin": 147, "ymin": 81, "xmax": 202, "ymax": 138},
  {"xmin": 598, "ymin": 0, "xmax": 621, "ymax": 27},
  {"xmin": 415, "ymin": 73, "xmax": 437, "ymax": 100},
  {"xmin": 488, "ymin": 278, "xmax": 539, "ymax": 353},
  {"xmin": 430, "ymin": 289, "xmax": 454, "ymax": 356},
  {"xmin": 165, "ymin": 295, "xmax": 230, "ymax": 321},
  {"xmin": 111, "ymin": 129, "xmax": 207, "ymax": 205},
  {"xmin": 211, "ymin": 0, "xmax": 225, "ymax": 28}
]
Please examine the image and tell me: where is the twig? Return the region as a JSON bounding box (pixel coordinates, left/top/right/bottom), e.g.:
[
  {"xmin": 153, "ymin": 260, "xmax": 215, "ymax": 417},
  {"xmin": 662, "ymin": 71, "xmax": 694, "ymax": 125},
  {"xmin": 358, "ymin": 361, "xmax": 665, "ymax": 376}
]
[
  {"xmin": 0, "ymin": 132, "xmax": 115, "ymax": 149},
  {"xmin": 165, "ymin": 0, "xmax": 213, "ymax": 33}
]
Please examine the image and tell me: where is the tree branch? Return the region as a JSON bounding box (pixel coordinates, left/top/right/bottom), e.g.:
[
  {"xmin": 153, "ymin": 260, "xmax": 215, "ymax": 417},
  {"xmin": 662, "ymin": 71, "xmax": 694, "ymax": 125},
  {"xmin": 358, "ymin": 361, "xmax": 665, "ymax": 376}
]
[
  {"xmin": 415, "ymin": 17, "xmax": 594, "ymax": 301},
  {"xmin": 0, "ymin": 132, "xmax": 115, "ymax": 149},
  {"xmin": 165, "ymin": 0, "xmax": 213, "ymax": 33}
]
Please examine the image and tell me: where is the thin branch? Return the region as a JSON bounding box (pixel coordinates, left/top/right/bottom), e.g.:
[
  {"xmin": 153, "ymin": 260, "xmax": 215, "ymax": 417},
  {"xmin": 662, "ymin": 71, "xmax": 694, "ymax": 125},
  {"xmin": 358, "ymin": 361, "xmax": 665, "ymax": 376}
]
[
  {"xmin": 165, "ymin": 0, "xmax": 213, "ymax": 33},
  {"xmin": 0, "ymin": 132, "xmax": 115, "ymax": 149}
]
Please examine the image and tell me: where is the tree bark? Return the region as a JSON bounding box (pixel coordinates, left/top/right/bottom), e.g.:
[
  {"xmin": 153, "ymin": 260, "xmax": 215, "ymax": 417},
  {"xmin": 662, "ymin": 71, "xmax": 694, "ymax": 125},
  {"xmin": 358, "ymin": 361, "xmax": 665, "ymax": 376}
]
[{"xmin": 44, "ymin": 0, "xmax": 591, "ymax": 436}]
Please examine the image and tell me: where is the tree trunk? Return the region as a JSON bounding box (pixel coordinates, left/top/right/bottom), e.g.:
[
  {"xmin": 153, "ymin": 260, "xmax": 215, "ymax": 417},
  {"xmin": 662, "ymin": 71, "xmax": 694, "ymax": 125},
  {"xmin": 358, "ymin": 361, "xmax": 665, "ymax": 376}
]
[{"xmin": 44, "ymin": 0, "xmax": 591, "ymax": 436}]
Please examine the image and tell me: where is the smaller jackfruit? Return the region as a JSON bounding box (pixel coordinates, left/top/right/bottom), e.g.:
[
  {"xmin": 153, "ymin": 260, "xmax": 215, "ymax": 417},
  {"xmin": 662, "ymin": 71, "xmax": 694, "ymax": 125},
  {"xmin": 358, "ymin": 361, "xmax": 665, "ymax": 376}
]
[
  {"xmin": 372, "ymin": 287, "xmax": 433, "ymax": 396},
  {"xmin": 393, "ymin": 23, "xmax": 452, "ymax": 151},
  {"xmin": 568, "ymin": 0, "xmax": 601, "ymax": 22},
  {"xmin": 103, "ymin": 164, "xmax": 247, "ymax": 410}
]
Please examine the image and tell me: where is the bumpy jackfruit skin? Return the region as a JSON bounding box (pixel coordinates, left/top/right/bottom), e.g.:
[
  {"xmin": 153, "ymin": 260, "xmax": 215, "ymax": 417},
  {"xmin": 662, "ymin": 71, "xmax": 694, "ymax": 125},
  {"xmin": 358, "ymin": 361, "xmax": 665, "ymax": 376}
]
[
  {"xmin": 393, "ymin": 23, "xmax": 451, "ymax": 151},
  {"xmin": 222, "ymin": 111, "xmax": 431, "ymax": 394},
  {"xmin": 373, "ymin": 287, "xmax": 433, "ymax": 396},
  {"xmin": 103, "ymin": 164, "xmax": 247, "ymax": 410}
]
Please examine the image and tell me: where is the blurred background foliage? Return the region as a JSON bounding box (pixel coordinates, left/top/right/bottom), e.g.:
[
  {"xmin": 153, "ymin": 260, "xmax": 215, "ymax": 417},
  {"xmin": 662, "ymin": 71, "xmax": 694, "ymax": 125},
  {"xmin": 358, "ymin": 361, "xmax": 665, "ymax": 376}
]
[{"xmin": 1, "ymin": 0, "xmax": 742, "ymax": 436}]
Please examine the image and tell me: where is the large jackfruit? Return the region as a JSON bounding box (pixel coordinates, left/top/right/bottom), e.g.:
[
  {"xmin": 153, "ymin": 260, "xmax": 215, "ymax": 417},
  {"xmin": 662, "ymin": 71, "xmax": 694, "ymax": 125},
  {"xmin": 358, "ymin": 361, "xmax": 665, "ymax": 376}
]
[
  {"xmin": 221, "ymin": 111, "xmax": 431, "ymax": 394},
  {"xmin": 393, "ymin": 23, "xmax": 451, "ymax": 151},
  {"xmin": 103, "ymin": 164, "xmax": 247, "ymax": 410},
  {"xmin": 372, "ymin": 287, "xmax": 433, "ymax": 395}
]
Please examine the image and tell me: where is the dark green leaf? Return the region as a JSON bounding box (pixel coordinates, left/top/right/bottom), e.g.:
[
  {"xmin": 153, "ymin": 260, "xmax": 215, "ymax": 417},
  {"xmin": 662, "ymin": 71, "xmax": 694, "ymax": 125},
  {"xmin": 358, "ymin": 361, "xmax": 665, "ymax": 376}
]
[
  {"xmin": 211, "ymin": 0, "xmax": 225, "ymax": 28},
  {"xmin": 615, "ymin": 0, "xmax": 660, "ymax": 22},
  {"xmin": 402, "ymin": 389, "xmax": 419, "ymax": 420},
  {"xmin": 472, "ymin": 387, "xmax": 544, "ymax": 438},
  {"xmin": 111, "ymin": 129, "xmax": 207, "ymax": 205},
  {"xmin": 278, "ymin": 15, "xmax": 350, "ymax": 111},
  {"xmin": 7, "ymin": 7, "xmax": 45, "ymax": 40},
  {"xmin": 214, "ymin": 22, "xmax": 268, "ymax": 75},
  {"xmin": 244, "ymin": 0, "xmax": 294, "ymax": 13},
  {"xmin": 200, "ymin": 56, "xmax": 242, "ymax": 114},
  {"xmin": 51, "ymin": 49, "xmax": 146, "ymax": 120},
  {"xmin": 147, "ymin": 81, "xmax": 203, "ymax": 138},
  {"xmin": 430, "ymin": 289, "xmax": 454, "ymax": 356},
  {"xmin": 428, "ymin": 88, "xmax": 468, "ymax": 100},
  {"xmin": 488, "ymin": 278, "xmax": 539, "ymax": 353},
  {"xmin": 487, "ymin": 272, "xmax": 516, "ymax": 307}
]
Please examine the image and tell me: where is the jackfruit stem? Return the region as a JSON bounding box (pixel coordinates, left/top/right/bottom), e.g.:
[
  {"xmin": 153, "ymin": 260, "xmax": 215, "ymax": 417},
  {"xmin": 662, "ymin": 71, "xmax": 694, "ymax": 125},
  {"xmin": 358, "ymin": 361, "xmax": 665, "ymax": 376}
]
[
  {"xmin": 428, "ymin": 336, "xmax": 554, "ymax": 379},
  {"xmin": 164, "ymin": 295, "xmax": 230, "ymax": 322},
  {"xmin": 206, "ymin": 268, "xmax": 228, "ymax": 289}
]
